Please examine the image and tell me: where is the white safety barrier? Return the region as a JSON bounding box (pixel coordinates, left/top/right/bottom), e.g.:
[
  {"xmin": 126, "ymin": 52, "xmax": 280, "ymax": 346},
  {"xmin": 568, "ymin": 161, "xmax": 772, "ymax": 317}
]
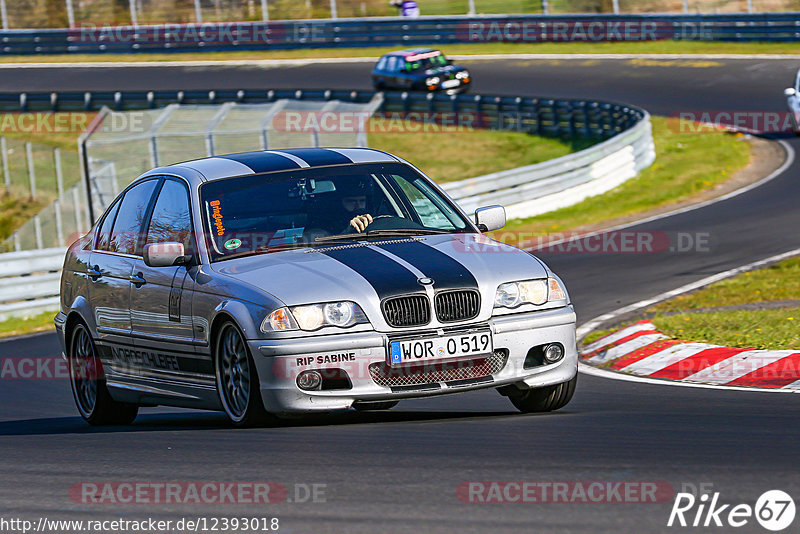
[
  {"xmin": 0, "ymin": 247, "xmax": 65, "ymax": 322},
  {"xmin": 443, "ymin": 112, "xmax": 655, "ymax": 219}
]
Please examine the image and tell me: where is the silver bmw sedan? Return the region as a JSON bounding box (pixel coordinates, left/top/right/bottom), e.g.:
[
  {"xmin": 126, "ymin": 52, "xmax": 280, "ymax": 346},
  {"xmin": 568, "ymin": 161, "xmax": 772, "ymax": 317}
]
[{"xmin": 55, "ymin": 148, "xmax": 577, "ymax": 426}]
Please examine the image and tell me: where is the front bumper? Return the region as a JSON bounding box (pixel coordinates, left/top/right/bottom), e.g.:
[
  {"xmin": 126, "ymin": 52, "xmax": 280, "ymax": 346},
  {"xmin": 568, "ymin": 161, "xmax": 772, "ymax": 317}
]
[{"xmin": 249, "ymin": 306, "xmax": 577, "ymax": 414}]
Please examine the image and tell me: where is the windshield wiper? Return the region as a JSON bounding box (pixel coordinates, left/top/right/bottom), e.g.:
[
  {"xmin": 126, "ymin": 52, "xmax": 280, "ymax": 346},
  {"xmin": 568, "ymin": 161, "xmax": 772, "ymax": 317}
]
[
  {"xmin": 314, "ymin": 228, "xmax": 450, "ymax": 243},
  {"xmin": 216, "ymin": 241, "xmax": 310, "ymax": 261}
]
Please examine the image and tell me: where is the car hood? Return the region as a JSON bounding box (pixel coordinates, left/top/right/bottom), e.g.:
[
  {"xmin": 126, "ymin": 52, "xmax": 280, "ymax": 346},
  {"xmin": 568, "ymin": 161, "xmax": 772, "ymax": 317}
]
[{"xmin": 211, "ymin": 234, "xmax": 547, "ymax": 307}]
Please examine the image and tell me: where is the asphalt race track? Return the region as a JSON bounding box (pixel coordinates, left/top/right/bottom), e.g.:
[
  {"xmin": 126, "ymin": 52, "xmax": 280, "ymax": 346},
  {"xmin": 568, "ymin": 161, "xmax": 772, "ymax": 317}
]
[{"xmin": 1, "ymin": 57, "xmax": 800, "ymax": 533}]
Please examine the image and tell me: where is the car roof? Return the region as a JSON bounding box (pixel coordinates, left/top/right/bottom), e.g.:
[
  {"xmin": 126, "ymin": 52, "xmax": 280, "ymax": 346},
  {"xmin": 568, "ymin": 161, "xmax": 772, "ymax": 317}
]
[
  {"xmin": 382, "ymin": 48, "xmax": 439, "ymax": 58},
  {"xmin": 152, "ymin": 148, "xmax": 401, "ymax": 183}
]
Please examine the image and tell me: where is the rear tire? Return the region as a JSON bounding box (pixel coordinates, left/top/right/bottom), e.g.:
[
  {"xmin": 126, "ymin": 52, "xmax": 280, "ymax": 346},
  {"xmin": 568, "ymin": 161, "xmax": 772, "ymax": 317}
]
[
  {"xmin": 506, "ymin": 374, "xmax": 577, "ymax": 414},
  {"xmin": 353, "ymin": 400, "xmax": 399, "ymax": 411},
  {"xmin": 215, "ymin": 321, "xmax": 274, "ymax": 427},
  {"xmin": 68, "ymin": 323, "xmax": 138, "ymax": 426}
]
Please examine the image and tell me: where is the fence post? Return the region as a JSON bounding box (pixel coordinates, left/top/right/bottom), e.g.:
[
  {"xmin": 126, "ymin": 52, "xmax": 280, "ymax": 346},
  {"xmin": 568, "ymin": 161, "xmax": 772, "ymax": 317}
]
[
  {"xmin": 34, "ymin": 215, "xmax": 43, "ymax": 250},
  {"xmin": 746, "ymin": 0, "xmax": 753, "ymax": 12},
  {"xmin": 468, "ymin": 0, "xmax": 475, "ymax": 15},
  {"xmin": 1, "ymin": 137, "xmax": 9, "ymax": 193},
  {"xmin": 55, "ymin": 199, "xmax": 64, "ymax": 246},
  {"xmin": 612, "ymin": 0, "xmax": 620, "ymax": 14},
  {"xmin": 193, "ymin": 0, "xmax": 202, "ymax": 22},
  {"xmin": 54, "ymin": 147, "xmax": 64, "ymax": 198},
  {"xmin": 72, "ymin": 188, "xmax": 83, "ymax": 235},
  {"xmin": 65, "ymin": 0, "xmax": 75, "ymax": 27},
  {"xmin": 25, "ymin": 142, "xmax": 36, "ymax": 200},
  {"xmin": 541, "ymin": 0, "xmax": 549, "ymax": 15},
  {"xmin": 682, "ymin": 0, "xmax": 689, "ymax": 14},
  {"xmin": 261, "ymin": 0, "xmax": 269, "ymax": 21},
  {"xmin": 129, "ymin": 0, "xmax": 138, "ymax": 25},
  {"xmin": 1, "ymin": 0, "xmax": 8, "ymax": 30},
  {"xmin": 330, "ymin": 0, "xmax": 337, "ymax": 19}
]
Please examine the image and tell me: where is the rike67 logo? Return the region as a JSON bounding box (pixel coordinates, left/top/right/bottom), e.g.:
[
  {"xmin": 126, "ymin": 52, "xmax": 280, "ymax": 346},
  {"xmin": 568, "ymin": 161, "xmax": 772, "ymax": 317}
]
[{"xmin": 668, "ymin": 489, "xmax": 796, "ymax": 531}]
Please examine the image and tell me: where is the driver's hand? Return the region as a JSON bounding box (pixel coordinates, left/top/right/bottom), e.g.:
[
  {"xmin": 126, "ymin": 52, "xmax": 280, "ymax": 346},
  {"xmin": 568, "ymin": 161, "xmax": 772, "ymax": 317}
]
[{"xmin": 349, "ymin": 214, "xmax": 373, "ymax": 233}]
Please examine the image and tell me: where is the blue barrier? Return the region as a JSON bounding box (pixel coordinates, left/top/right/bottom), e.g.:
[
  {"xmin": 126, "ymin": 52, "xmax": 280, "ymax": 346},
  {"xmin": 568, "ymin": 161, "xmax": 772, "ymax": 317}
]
[{"xmin": 0, "ymin": 13, "xmax": 798, "ymax": 55}]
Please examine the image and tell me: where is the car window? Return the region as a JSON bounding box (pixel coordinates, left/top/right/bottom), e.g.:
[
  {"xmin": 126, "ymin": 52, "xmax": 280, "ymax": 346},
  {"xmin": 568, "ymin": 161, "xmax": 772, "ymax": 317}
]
[
  {"xmin": 404, "ymin": 52, "xmax": 447, "ymax": 71},
  {"xmin": 96, "ymin": 197, "xmax": 121, "ymax": 251},
  {"xmin": 108, "ymin": 179, "xmax": 159, "ymax": 256},
  {"xmin": 145, "ymin": 179, "xmax": 193, "ymax": 251},
  {"xmin": 199, "ymin": 163, "xmax": 471, "ymax": 261},
  {"xmin": 386, "ymin": 56, "xmax": 398, "ymax": 72},
  {"xmin": 376, "ymin": 57, "xmax": 387, "ymax": 70},
  {"xmin": 393, "ymin": 174, "xmax": 459, "ymax": 230}
]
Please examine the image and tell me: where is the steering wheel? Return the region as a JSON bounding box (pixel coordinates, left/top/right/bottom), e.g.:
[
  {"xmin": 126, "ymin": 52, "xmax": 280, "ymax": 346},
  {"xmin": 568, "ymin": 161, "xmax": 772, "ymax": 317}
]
[{"xmin": 363, "ymin": 215, "xmax": 426, "ymax": 232}]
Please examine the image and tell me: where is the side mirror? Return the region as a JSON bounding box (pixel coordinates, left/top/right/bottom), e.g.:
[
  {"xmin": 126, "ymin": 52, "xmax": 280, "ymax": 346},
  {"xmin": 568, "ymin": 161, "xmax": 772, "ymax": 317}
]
[
  {"xmin": 474, "ymin": 205, "xmax": 506, "ymax": 232},
  {"xmin": 143, "ymin": 242, "xmax": 189, "ymax": 267},
  {"xmin": 785, "ymin": 88, "xmax": 797, "ymax": 97}
]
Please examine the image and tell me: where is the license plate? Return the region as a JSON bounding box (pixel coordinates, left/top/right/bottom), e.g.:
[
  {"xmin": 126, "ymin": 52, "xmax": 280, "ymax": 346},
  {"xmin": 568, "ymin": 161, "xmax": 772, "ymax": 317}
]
[
  {"xmin": 389, "ymin": 331, "xmax": 493, "ymax": 366},
  {"xmin": 441, "ymin": 79, "xmax": 460, "ymax": 89}
]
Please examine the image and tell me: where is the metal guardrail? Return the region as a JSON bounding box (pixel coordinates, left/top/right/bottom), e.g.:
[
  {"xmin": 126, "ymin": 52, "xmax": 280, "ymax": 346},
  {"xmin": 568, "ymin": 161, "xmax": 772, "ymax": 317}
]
[
  {"xmin": 0, "ymin": 13, "xmax": 798, "ymax": 55},
  {"xmin": 0, "ymin": 87, "xmax": 651, "ymax": 320}
]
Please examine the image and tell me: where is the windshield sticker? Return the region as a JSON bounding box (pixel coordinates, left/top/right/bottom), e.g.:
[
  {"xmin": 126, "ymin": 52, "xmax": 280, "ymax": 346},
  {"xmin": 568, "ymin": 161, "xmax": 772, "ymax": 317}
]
[
  {"xmin": 210, "ymin": 200, "xmax": 226, "ymax": 236},
  {"xmin": 224, "ymin": 238, "xmax": 242, "ymax": 250}
]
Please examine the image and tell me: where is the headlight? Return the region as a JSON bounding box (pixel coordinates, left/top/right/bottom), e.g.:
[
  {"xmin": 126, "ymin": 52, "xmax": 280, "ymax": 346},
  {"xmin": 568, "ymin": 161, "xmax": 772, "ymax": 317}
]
[
  {"xmin": 261, "ymin": 301, "xmax": 368, "ymax": 332},
  {"xmin": 456, "ymin": 70, "xmax": 469, "ymax": 79},
  {"xmin": 493, "ymin": 277, "xmax": 566, "ymax": 309},
  {"xmin": 425, "ymin": 76, "xmax": 441, "ymax": 86}
]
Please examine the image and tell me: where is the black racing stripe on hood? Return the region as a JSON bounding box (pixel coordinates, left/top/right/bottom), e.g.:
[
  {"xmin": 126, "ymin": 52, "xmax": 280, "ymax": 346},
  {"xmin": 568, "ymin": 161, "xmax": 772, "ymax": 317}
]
[
  {"xmin": 375, "ymin": 240, "xmax": 478, "ymax": 291},
  {"xmin": 320, "ymin": 245, "xmax": 422, "ymax": 300}
]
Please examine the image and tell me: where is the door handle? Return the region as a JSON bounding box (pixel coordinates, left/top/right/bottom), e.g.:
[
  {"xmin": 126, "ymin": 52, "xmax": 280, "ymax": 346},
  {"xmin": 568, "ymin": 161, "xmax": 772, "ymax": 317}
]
[
  {"xmin": 130, "ymin": 273, "xmax": 147, "ymax": 286},
  {"xmin": 87, "ymin": 266, "xmax": 101, "ymax": 280}
]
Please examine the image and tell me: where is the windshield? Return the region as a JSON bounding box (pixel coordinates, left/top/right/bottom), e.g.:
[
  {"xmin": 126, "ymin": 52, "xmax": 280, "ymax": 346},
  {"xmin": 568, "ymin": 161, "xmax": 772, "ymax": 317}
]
[
  {"xmin": 404, "ymin": 52, "xmax": 447, "ymax": 71},
  {"xmin": 200, "ymin": 162, "xmax": 471, "ymax": 261}
]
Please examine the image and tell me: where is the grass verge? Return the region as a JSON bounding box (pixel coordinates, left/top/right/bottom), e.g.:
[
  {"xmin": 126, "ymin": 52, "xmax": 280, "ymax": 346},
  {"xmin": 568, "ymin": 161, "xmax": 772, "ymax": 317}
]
[
  {"xmin": 1, "ymin": 41, "xmax": 799, "ymax": 64},
  {"xmin": 583, "ymin": 256, "xmax": 800, "ymax": 351},
  {"xmin": 0, "ymin": 311, "xmax": 57, "ymax": 339},
  {"xmin": 649, "ymin": 256, "xmax": 800, "ymax": 312},
  {"xmin": 369, "ymin": 118, "xmax": 594, "ymax": 183},
  {"xmin": 496, "ymin": 116, "xmax": 751, "ymax": 240},
  {"xmin": 653, "ymin": 309, "xmax": 800, "ymax": 351}
]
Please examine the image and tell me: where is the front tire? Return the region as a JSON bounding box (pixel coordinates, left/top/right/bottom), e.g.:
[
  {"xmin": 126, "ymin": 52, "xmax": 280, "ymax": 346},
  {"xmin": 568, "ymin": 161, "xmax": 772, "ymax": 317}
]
[
  {"xmin": 506, "ymin": 375, "xmax": 577, "ymax": 413},
  {"xmin": 215, "ymin": 321, "xmax": 273, "ymax": 427},
  {"xmin": 68, "ymin": 323, "xmax": 138, "ymax": 426}
]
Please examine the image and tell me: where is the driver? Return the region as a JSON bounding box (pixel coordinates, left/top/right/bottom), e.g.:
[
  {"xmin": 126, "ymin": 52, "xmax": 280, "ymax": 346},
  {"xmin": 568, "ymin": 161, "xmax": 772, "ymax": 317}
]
[
  {"xmin": 330, "ymin": 176, "xmax": 376, "ymax": 234},
  {"xmin": 342, "ymin": 193, "xmax": 373, "ymax": 233}
]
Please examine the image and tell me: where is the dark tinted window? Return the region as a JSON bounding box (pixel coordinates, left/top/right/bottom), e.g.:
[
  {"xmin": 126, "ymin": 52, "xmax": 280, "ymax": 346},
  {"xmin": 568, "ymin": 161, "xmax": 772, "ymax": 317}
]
[
  {"xmin": 145, "ymin": 179, "xmax": 193, "ymax": 250},
  {"xmin": 199, "ymin": 163, "xmax": 470, "ymax": 261},
  {"xmin": 96, "ymin": 198, "xmax": 121, "ymax": 251},
  {"xmin": 108, "ymin": 179, "xmax": 158, "ymax": 255}
]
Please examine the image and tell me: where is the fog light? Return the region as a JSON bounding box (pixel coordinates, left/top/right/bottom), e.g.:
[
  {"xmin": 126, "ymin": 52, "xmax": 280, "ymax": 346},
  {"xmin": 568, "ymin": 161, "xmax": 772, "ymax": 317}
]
[
  {"xmin": 544, "ymin": 343, "xmax": 565, "ymax": 363},
  {"xmin": 297, "ymin": 370, "xmax": 322, "ymax": 391}
]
